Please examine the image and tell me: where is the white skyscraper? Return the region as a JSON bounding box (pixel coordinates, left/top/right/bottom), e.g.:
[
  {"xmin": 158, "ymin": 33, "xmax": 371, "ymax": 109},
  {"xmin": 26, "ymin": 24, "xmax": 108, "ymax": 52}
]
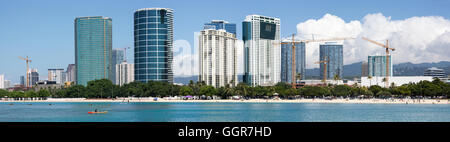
[
  {"xmin": 199, "ymin": 29, "xmax": 238, "ymax": 88},
  {"xmin": 48, "ymin": 69, "xmax": 65, "ymax": 84},
  {"xmin": 4, "ymin": 80, "xmax": 11, "ymax": 89},
  {"xmin": 66, "ymin": 64, "xmax": 76, "ymax": 83},
  {"xmin": 116, "ymin": 62, "xmax": 134, "ymax": 86},
  {"xmin": 243, "ymin": 15, "xmax": 281, "ymax": 86},
  {"xmin": 28, "ymin": 69, "xmax": 39, "ymax": 87},
  {"xmin": 0, "ymin": 74, "xmax": 4, "ymax": 89}
]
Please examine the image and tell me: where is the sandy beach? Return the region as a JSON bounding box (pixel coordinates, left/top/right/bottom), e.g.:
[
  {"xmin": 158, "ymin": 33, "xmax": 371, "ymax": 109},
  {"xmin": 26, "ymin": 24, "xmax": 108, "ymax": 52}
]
[{"xmin": 1, "ymin": 98, "xmax": 449, "ymax": 104}]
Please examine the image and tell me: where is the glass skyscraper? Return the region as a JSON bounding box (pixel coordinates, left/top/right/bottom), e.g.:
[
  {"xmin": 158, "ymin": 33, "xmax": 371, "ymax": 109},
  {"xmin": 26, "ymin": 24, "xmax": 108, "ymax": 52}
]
[
  {"xmin": 281, "ymin": 42, "xmax": 306, "ymax": 83},
  {"xmin": 134, "ymin": 8, "xmax": 173, "ymax": 83},
  {"xmin": 75, "ymin": 16, "xmax": 112, "ymax": 86},
  {"xmin": 243, "ymin": 15, "xmax": 281, "ymax": 86},
  {"xmin": 112, "ymin": 48, "xmax": 126, "ymax": 84},
  {"xmin": 368, "ymin": 55, "xmax": 392, "ymax": 77},
  {"xmin": 20, "ymin": 76, "xmax": 25, "ymax": 86},
  {"xmin": 204, "ymin": 20, "xmax": 236, "ymax": 35},
  {"xmin": 319, "ymin": 42, "xmax": 343, "ymax": 80}
]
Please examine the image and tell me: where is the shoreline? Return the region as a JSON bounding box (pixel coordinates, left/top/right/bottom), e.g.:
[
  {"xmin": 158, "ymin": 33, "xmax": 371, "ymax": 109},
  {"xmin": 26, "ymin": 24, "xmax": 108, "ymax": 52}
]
[{"xmin": 1, "ymin": 98, "xmax": 449, "ymax": 104}]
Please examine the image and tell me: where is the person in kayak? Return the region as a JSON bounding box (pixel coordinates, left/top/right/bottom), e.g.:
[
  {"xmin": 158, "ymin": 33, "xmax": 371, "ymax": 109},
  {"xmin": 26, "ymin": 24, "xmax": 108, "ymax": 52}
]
[{"xmin": 95, "ymin": 109, "xmax": 98, "ymax": 112}]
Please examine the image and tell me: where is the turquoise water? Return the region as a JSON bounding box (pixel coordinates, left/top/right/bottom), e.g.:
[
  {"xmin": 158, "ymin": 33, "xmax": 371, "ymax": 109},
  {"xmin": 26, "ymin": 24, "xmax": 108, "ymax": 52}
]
[{"xmin": 0, "ymin": 102, "xmax": 449, "ymax": 122}]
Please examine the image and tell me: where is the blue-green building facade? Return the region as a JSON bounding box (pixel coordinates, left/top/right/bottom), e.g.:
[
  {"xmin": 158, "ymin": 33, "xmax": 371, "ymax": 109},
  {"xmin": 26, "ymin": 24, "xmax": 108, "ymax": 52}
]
[
  {"xmin": 319, "ymin": 42, "xmax": 343, "ymax": 80},
  {"xmin": 134, "ymin": 8, "xmax": 173, "ymax": 83},
  {"xmin": 368, "ymin": 55, "xmax": 392, "ymax": 77},
  {"xmin": 75, "ymin": 16, "xmax": 112, "ymax": 86},
  {"xmin": 281, "ymin": 42, "xmax": 306, "ymax": 83}
]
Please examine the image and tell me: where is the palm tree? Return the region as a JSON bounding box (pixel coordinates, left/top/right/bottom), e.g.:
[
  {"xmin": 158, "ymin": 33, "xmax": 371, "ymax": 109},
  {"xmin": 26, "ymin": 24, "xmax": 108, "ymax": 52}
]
[
  {"xmin": 230, "ymin": 79, "xmax": 236, "ymax": 87},
  {"xmin": 382, "ymin": 78, "xmax": 387, "ymax": 88},
  {"xmin": 333, "ymin": 74, "xmax": 340, "ymax": 85},
  {"xmin": 295, "ymin": 73, "xmax": 302, "ymax": 83}
]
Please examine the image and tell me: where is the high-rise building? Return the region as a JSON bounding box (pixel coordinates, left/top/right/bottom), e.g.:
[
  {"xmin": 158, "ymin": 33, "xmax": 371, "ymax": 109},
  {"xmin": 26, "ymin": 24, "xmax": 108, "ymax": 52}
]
[
  {"xmin": 281, "ymin": 42, "xmax": 306, "ymax": 83},
  {"xmin": 4, "ymin": 80, "xmax": 10, "ymax": 89},
  {"xmin": 134, "ymin": 8, "xmax": 173, "ymax": 83},
  {"xmin": 28, "ymin": 69, "xmax": 39, "ymax": 87},
  {"xmin": 20, "ymin": 76, "xmax": 25, "ymax": 86},
  {"xmin": 61, "ymin": 72, "xmax": 67, "ymax": 83},
  {"xmin": 0, "ymin": 74, "xmax": 4, "ymax": 89},
  {"xmin": 319, "ymin": 42, "xmax": 343, "ymax": 80},
  {"xmin": 199, "ymin": 29, "xmax": 238, "ymax": 88},
  {"xmin": 204, "ymin": 20, "xmax": 236, "ymax": 35},
  {"xmin": 368, "ymin": 55, "xmax": 392, "ymax": 77},
  {"xmin": 116, "ymin": 62, "xmax": 134, "ymax": 86},
  {"xmin": 75, "ymin": 16, "xmax": 112, "ymax": 86},
  {"xmin": 424, "ymin": 67, "xmax": 446, "ymax": 78},
  {"xmin": 48, "ymin": 69, "xmax": 65, "ymax": 84},
  {"xmin": 66, "ymin": 64, "xmax": 76, "ymax": 83},
  {"xmin": 361, "ymin": 61, "xmax": 369, "ymax": 77},
  {"xmin": 112, "ymin": 48, "xmax": 126, "ymax": 84},
  {"xmin": 243, "ymin": 15, "xmax": 281, "ymax": 86}
]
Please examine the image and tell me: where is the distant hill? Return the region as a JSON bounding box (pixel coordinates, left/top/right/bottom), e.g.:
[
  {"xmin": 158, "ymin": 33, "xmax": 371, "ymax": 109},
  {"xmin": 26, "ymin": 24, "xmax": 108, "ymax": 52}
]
[
  {"xmin": 393, "ymin": 61, "xmax": 450, "ymax": 76},
  {"xmin": 175, "ymin": 61, "xmax": 450, "ymax": 83},
  {"xmin": 305, "ymin": 62, "xmax": 363, "ymax": 79}
]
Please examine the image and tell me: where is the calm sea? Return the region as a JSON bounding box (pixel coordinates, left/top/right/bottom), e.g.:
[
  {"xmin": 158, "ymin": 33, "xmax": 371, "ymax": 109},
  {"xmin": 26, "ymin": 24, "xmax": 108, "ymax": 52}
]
[{"xmin": 0, "ymin": 102, "xmax": 449, "ymax": 122}]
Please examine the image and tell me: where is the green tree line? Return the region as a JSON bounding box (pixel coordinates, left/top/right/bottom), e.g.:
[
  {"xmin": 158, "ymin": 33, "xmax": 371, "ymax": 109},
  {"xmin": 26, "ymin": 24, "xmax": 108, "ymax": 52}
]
[{"xmin": 0, "ymin": 78, "xmax": 448, "ymax": 99}]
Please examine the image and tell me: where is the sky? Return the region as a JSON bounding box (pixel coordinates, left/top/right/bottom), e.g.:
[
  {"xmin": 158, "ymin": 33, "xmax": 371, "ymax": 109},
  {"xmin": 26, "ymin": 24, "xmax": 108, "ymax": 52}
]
[{"xmin": 0, "ymin": 0, "xmax": 449, "ymax": 84}]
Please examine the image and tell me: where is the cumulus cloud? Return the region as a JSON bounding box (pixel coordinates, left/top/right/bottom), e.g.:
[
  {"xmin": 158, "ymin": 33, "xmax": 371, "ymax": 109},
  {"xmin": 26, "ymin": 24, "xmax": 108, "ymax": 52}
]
[{"xmin": 296, "ymin": 13, "xmax": 450, "ymax": 68}]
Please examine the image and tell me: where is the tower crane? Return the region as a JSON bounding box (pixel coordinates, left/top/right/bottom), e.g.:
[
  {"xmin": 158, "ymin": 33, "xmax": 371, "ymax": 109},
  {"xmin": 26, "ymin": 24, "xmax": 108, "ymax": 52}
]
[
  {"xmin": 19, "ymin": 56, "xmax": 32, "ymax": 87},
  {"xmin": 362, "ymin": 37, "xmax": 395, "ymax": 88},
  {"xmin": 315, "ymin": 56, "xmax": 329, "ymax": 83},
  {"xmin": 275, "ymin": 34, "xmax": 354, "ymax": 88}
]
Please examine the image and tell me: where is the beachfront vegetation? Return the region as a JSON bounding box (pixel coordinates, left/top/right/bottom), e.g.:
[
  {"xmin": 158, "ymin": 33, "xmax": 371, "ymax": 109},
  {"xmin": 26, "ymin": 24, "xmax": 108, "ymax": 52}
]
[{"xmin": 0, "ymin": 78, "xmax": 448, "ymax": 99}]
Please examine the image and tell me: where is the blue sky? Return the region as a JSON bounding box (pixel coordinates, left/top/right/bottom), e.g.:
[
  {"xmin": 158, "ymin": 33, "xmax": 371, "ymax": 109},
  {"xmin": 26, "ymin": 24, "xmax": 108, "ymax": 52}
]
[{"xmin": 0, "ymin": 0, "xmax": 449, "ymax": 84}]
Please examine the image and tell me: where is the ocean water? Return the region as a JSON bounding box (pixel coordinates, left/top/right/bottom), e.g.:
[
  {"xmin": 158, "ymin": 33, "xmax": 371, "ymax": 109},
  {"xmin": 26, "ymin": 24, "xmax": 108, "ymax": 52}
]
[{"xmin": 0, "ymin": 102, "xmax": 449, "ymax": 122}]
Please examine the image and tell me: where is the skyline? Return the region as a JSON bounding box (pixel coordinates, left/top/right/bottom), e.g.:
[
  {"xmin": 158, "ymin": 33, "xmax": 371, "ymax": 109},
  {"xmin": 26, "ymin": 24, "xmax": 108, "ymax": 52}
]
[{"xmin": 1, "ymin": 0, "xmax": 450, "ymax": 84}]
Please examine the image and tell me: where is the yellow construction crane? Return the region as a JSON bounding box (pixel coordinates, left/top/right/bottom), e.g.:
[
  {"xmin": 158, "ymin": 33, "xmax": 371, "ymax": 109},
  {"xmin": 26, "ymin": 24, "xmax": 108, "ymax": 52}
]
[
  {"xmin": 278, "ymin": 34, "xmax": 300, "ymax": 88},
  {"xmin": 362, "ymin": 37, "xmax": 395, "ymax": 88},
  {"xmin": 275, "ymin": 35, "xmax": 354, "ymax": 88},
  {"xmin": 315, "ymin": 56, "xmax": 329, "ymax": 83},
  {"xmin": 19, "ymin": 56, "xmax": 32, "ymax": 87}
]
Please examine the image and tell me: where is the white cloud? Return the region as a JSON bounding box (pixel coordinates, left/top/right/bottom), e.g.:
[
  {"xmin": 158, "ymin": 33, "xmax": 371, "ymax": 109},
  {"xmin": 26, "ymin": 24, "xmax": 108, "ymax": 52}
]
[{"xmin": 296, "ymin": 13, "xmax": 450, "ymax": 68}]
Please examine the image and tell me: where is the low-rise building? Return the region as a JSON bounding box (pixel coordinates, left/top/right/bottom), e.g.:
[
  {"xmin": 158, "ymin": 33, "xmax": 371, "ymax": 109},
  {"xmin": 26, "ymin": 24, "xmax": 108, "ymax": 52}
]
[
  {"xmin": 34, "ymin": 80, "xmax": 63, "ymax": 91},
  {"xmin": 300, "ymin": 79, "xmax": 358, "ymax": 86},
  {"xmin": 423, "ymin": 67, "xmax": 446, "ymax": 79},
  {"xmin": 361, "ymin": 76, "xmax": 433, "ymax": 87}
]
